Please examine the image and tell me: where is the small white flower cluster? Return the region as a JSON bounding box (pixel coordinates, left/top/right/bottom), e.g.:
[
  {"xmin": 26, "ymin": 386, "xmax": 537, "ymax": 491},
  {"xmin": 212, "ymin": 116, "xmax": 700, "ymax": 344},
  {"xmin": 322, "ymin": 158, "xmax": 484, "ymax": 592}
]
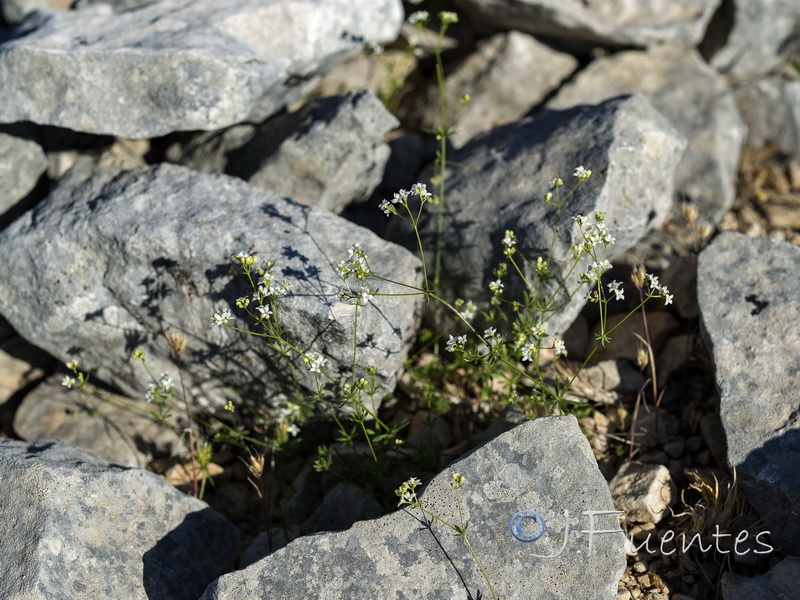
[
  {"xmin": 645, "ymin": 273, "xmax": 673, "ymax": 306},
  {"xmin": 235, "ymin": 251, "xmax": 258, "ymax": 268},
  {"xmin": 253, "ymin": 271, "xmax": 288, "ymax": 302},
  {"xmin": 502, "ymin": 230, "xmax": 517, "ymax": 257},
  {"xmin": 336, "ymin": 243, "xmax": 377, "ymax": 305},
  {"xmin": 573, "ymin": 211, "xmax": 616, "ymax": 259},
  {"xmin": 607, "ymin": 280, "xmax": 625, "ymax": 301},
  {"xmin": 407, "ymin": 10, "xmax": 429, "ymax": 26},
  {"xmin": 445, "ymin": 334, "xmax": 467, "ymax": 353},
  {"xmin": 483, "ymin": 327, "xmax": 503, "ymax": 351},
  {"xmin": 304, "ymin": 351, "xmax": 326, "ymax": 374},
  {"xmin": 574, "ymin": 165, "xmax": 592, "ymax": 181},
  {"xmin": 61, "ymin": 376, "xmax": 77, "ymax": 389},
  {"xmin": 553, "ymin": 338, "xmax": 567, "ymax": 358},
  {"xmin": 211, "ymin": 308, "xmax": 232, "ymax": 326},
  {"xmin": 519, "ymin": 321, "xmax": 549, "ymax": 361},
  {"xmin": 275, "ymin": 402, "xmax": 301, "ymax": 438},
  {"xmin": 395, "ymin": 476, "xmax": 422, "ymax": 507},
  {"xmin": 146, "ymin": 373, "xmax": 174, "ymax": 404},
  {"xmin": 379, "ymin": 183, "xmax": 432, "ymax": 217},
  {"xmin": 454, "ymin": 298, "xmax": 477, "ymax": 321},
  {"xmin": 489, "ymin": 279, "xmax": 503, "ymax": 294}
]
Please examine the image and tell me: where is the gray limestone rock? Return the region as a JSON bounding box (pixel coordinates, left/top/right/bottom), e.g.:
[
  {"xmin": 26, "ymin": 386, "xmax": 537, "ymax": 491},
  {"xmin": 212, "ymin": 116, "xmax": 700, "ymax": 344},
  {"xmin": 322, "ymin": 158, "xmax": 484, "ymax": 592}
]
[
  {"xmin": 13, "ymin": 374, "xmax": 181, "ymax": 468},
  {"xmin": 698, "ymin": 231, "xmax": 800, "ymax": 554},
  {"xmin": 0, "ymin": 161, "xmax": 422, "ymax": 411},
  {"xmin": 389, "ymin": 94, "xmax": 686, "ymax": 336},
  {"xmin": 0, "ymin": 123, "xmax": 48, "ymax": 224},
  {"xmin": 702, "ymin": 0, "xmax": 800, "ymax": 77},
  {"xmin": 202, "ymin": 415, "xmax": 627, "ymax": 600},
  {"xmin": 0, "ymin": 438, "xmax": 239, "ymax": 600},
  {"xmin": 722, "ymin": 556, "xmax": 800, "ymax": 600},
  {"xmin": 548, "ymin": 45, "xmax": 746, "ymax": 226},
  {"xmin": 0, "ymin": 0, "xmax": 403, "ymax": 137},
  {"xmin": 452, "ymin": 0, "xmax": 720, "ymax": 48},
  {"xmin": 733, "ymin": 76, "xmax": 800, "ymax": 159},
  {"xmin": 166, "ymin": 90, "xmax": 399, "ymax": 214},
  {"xmin": 411, "ymin": 30, "xmax": 579, "ymax": 148}
]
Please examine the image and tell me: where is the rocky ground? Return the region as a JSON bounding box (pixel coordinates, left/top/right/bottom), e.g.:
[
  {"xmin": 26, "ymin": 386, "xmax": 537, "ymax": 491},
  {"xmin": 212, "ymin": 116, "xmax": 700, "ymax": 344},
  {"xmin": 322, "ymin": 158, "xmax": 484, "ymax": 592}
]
[{"xmin": 1, "ymin": 1, "xmax": 799, "ymax": 599}]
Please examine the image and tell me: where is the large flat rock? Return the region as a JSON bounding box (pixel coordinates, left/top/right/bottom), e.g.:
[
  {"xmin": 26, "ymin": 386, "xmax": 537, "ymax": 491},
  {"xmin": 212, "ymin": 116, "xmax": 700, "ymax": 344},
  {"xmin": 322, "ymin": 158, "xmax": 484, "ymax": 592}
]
[
  {"xmin": 389, "ymin": 94, "xmax": 685, "ymax": 336},
  {"xmin": 548, "ymin": 45, "xmax": 746, "ymax": 226},
  {"xmin": 452, "ymin": 0, "xmax": 720, "ymax": 48},
  {"xmin": 698, "ymin": 232, "xmax": 800, "ymax": 554},
  {"xmin": 0, "ymin": 438, "xmax": 239, "ymax": 600},
  {"xmin": 0, "ymin": 0, "xmax": 403, "ymax": 137},
  {"xmin": 0, "ymin": 161, "xmax": 422, "ymax": 410},
  {"xmin": 202, "ymin": 415, "xmax": 627, "ymax": 599}
]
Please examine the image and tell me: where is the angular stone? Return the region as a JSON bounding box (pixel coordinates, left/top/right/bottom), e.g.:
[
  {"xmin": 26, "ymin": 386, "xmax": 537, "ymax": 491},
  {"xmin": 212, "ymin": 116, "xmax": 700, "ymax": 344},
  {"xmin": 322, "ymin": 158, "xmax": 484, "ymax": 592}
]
[
  {"xmin": 566, "ymin": 359, "xmax": 642, "ymax": 405},
  {"xmin": 702, "ymin": 0, "xmax": 800, "ymax": 77},
  {"xmin": 451, "ymin": 0, "xmax": 720, "ymax": 48},
  {"xmin": 0, "ymin": 123, "xmax": 48, "ymax": 224},
  {"xmin": 609, "ymin": 461, "xmax": 673, "ymax": 524},
  {"xmin": 548, "ymin": 45, "xmax": 746, "ymax": 225},
  {"xmin": 13, "ymin": 375, "xmax": 181, "ymax": 468},
  {"xmin": 411, "ymin": 31, "xmax": 578, "ymax": 148},
  {"xmin": 202, "ymin": 415, "xmax": 627, "ymax": 600},
  {"xmin": 733, "ymin": 76, "xmax": 800, "ymax": 159},
  {"xmin": 0, "ymin": 0, "xmax": 403, "ymax": 137},
  {"xmin": 721, "ymin": 556, "xmax": 799, "ymax": 600},
  {"xmin": 0, "ymin": 161, "xmax": 422, "ymax": 411},
  {"xmin": 698, "ymin": 231, "xmax": 800, "ymax": 554},
  {"xmin": 166, "ymin": 90, "xmax": 398, "ymax": 213},
  {"xmin": 388, "ymin": 94, "xmax": 685, "ymax": 337},
  {"xmin": 0, "ymin": 438, "xmax": 239, "ymax": 600}
]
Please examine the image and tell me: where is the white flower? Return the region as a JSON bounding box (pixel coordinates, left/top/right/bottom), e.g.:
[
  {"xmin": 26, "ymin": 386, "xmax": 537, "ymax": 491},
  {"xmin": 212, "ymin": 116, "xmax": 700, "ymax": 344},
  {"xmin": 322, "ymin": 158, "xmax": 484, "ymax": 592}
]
[
  {"xmin": 445, "ymin": 334, "xmax": 467, "ymax": 353},
  {"xmin": 211, "ymin": 308, "xmax": 232, "ymax": 326},
  {"xmin": 573, "ymin": 214, "xmax": 588, "ymax": 227},
  {"xmin": 392, "ymin": 189, "xmax": 409, "ymax": 204},
  {"xmin": 286, "ymin": 423, "xmax": 300, "ymax": 438},
  {"xmin": 379, "ymin": 199, "xmax": 392, "ymax": 216},
  {"xmin": 664, "ymin": 291, "xmax": 673, "ymax": 305},
  {"xmin": 573, "ymin": 165, "xmax": 592, "ymax": 180},
  {"xmin": 411, "ymin": 182, "xmax": 431, "ymax": 201},
  {"xmin": 531, "ymin": 322, "xmax": 547, "ymax": 339},
  {"xmin": 607, "ymin": 280, "xmax": 625, "ymax": 301},
  {"xmin": 520, "ymin": 341, "xmax": 536, "ymax": 362},
  {"xmin": 304, "ymin": 352, "xmax": 326, "ymax": 374},
  {"xmin": 502, "ymin": 230, "xmax": 516, "ymax": 248},
  {"xmin": 158, "ymin": 374, "xmax": 174, "ymax": 393},
  {"xmin": 358, "ymin": 285, "xmax": 374, "ymax": 303},
  {"xmin": 553, "ymin": 339, "xmax": 567, "ymax": 358},
  {"xmin": 61, "ymin": 376, "xmax": 77, "ymax": 389},
  {"xmin": 407, "ymin": 10, "xmax": 429, "ymax": 26},
  {"xmin": 256, "ymin": 305, "xmax": 272, "ymax": 319},
  {"xmin": 591, "ymin": 260, "xmax": 611, "ymax": 274},
  {"xmin": 489, "ymin": 279, "xmax": 503, "ymax": 293}
]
